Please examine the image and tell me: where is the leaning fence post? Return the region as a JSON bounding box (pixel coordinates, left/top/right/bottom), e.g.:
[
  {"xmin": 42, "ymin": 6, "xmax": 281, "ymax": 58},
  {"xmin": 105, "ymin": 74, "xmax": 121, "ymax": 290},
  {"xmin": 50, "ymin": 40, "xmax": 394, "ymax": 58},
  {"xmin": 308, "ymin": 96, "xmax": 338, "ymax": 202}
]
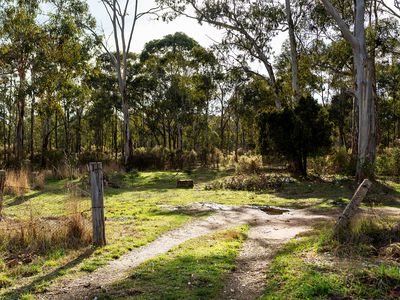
[
  {"xmin": 89, "ymin": 162, "xmax": 106, "ymax": 246},
  {"xmin": 0, "ymin": 170, "xmax": 5, "ymax": 221},
  {"xmin": 334, "ymin": 179, "xmax": 372, "ymax": 240}
]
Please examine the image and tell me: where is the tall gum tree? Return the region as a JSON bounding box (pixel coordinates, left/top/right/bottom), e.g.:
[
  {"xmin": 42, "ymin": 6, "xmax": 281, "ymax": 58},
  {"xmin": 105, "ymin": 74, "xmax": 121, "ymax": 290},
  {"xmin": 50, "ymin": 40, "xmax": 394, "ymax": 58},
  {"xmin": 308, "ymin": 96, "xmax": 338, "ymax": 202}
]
[
  {"xmin": 0, "ymin": 0, "xmax": 41, "ymax": 165},
  {"xmin": 321, "ymin": 0, "xmax": 376, "ymax": 181},
  {"xmin": 157, "ymin": 0, "xmax": 286, "ymax": 109},
  {"xmin": 84, "ymin": 0, "xmax": 161, "ymax": 167}
]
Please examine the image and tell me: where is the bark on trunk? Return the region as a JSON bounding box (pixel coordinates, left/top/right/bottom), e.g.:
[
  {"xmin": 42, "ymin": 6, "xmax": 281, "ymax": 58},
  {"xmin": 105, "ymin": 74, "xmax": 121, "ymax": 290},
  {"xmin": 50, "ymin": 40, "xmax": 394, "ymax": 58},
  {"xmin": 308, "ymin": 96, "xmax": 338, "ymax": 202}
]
[
  {"xmin": 334, "ymin": 179, "xmax": 372, "ymax": 240},
  {"xmin": 30, "ymin": 95, "xmax": 35, "ymax": 161},
  {"xmin": 122, "ymin": 94, "xmax": 131, "ymax": 167},
  {"xmin": 16, "ymin": 70, "xmax": 27, "ymax": 165},
  {"xmin": 321, "ymin": 0, "xmax": 376, "ymax": 182},
  {"xmin": 353, "ymin": 2, "xmax": 376, "ymax": 181},
  {"xmin": 285, "ymin": 0, "xmax": 300, "ymax": 102}
]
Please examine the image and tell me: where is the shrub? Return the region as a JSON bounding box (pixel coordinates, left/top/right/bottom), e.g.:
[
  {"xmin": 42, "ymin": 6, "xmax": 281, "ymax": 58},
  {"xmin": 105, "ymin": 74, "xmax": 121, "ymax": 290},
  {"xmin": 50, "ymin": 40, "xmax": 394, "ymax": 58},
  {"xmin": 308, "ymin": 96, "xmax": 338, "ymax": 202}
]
[
  {"xmin": 235, "ymin": 155, "xmax": 263, "ymax": 174},
  {"xmin": 258, "ymin": 95, "xmax": 333, "ymax": 176},
  {"xmin": 329, "ymin": 147, "xmax": 352, "ymax": 174},
  {"xmin": 78, "ymin": 151, "xmax": 109, "ymax": 166},
  {"xmin": 376, "ymin": 147, "xmax": 400, "ymax": 176},
  {"xmin": 209, "ymin": 148, "xmax": 223, "ymax": 169},
  {"xmin": 184, "ymin": 149, "xmax": 198, "ymax": 170},
  {"xmin": 206, "ymin": 174, "xmax": 293, "ymax": 191}
]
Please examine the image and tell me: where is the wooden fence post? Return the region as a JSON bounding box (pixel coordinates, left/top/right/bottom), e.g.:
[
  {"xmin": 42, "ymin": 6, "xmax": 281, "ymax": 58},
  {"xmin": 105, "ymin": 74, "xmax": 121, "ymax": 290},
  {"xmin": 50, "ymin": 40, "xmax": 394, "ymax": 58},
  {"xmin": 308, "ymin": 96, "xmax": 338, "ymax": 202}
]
[
  {"xmin": 334, "ymin": 179, "xmax": 372, "ymax": 240},
  {"xmin": 89, "ymin": 162, "xmax": 106, "ymax": 246},
  {"xmin": 0, "ymin": 170, "xmax": 5, "ymax": 221}
]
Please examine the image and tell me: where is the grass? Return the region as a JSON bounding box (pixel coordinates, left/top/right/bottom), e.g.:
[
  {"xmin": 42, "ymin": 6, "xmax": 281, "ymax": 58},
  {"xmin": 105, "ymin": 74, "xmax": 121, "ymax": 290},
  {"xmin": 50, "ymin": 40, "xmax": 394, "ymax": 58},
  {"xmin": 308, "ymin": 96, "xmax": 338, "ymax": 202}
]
[
  {"xmin": 97, "ymin": 225, "xmax": 249, "ymax": 300},
  {"xmin": 0, "ymin": 168, "xmax": 398, "ymax": 298},
  {"xmin": 262, "ymin": 225, "xmax": 400, "ymax": 300}
]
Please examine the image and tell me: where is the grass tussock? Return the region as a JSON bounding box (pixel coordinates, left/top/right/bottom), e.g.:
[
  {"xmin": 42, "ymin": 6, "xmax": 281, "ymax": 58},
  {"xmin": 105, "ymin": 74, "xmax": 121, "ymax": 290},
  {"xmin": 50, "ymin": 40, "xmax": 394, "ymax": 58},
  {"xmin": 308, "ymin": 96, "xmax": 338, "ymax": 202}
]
[
  {"xmin": 4, "ymin": 170, "xmax": 30, "ymax": 196},
  {"xmin": 206, "ymin": 173, "xmax": 294, "ymax": 192},
  {"xmin": 0, "ymin": 197, "xmax": 91, "ymax": 258},
  {"xmin": 235, "ymin": 155, "xmax": 263, "ymax": 174}
]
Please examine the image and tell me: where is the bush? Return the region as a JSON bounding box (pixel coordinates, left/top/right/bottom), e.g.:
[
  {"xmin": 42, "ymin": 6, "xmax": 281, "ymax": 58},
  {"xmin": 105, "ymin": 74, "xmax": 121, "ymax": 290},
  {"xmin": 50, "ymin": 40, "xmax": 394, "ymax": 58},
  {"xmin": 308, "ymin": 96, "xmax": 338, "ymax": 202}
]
[
  {"xmin": 184, "ymin": 149, "xmax": 198, "ymax": 170},
  {"xmin": 376, "ymin": 147, "xmax": 400, "ymax": 177},
  {"xmin": 258, "ymin": 95, "xmax": 333, "ymax": 176},
  {"xmin": 209, "ymin": 148, "xmax": 223, "ymax": 169},
  {"xmin": 78, "ymin": 151, "xmax": 109, "ymax": 166},
  {"xmin": 235, "ymin": 155, "xmax": 263, "ymax": 174},
  {"xmin": 329, "ymin": 147, "xmax": 352, "ymax": 174},
  {"xmin": 206, "ymin": 174, "xmax": 293, "ymax": 191}
]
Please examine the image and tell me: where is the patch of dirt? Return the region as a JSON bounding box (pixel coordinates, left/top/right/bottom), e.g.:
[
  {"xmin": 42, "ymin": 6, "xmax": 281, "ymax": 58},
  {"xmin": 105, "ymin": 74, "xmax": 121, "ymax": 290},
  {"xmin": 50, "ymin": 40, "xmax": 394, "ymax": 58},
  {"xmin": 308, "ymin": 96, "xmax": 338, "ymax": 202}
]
[
  {"xmin": 38, "ymin": 204, "xmax": 333, "ymax": 300},
  {"xmin": 218, "ymin": 209, "xmax": 330, "ymax": 300}
]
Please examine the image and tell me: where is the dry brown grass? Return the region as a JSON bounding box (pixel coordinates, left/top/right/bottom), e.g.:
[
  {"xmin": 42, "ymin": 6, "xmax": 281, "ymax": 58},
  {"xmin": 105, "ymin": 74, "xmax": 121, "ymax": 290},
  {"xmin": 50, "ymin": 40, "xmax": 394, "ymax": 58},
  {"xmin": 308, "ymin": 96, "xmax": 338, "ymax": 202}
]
[
  {"xmin": 103, "ymin": 161, "xmax": 123, "ymax": 175},
  {"xmin": 4, "ymin": 170, "xmax": 30, "ymax": 196},
  {"xmin": 235, "ymin": 155, "xmax": 263, "ymax": 174},
  {"xmin": 0, "ymin": 197, "xmax": 91, "ymax": 258},
  {"xmin": 51, "ymin": 164, "xmax": 82, "ymax": 180}
]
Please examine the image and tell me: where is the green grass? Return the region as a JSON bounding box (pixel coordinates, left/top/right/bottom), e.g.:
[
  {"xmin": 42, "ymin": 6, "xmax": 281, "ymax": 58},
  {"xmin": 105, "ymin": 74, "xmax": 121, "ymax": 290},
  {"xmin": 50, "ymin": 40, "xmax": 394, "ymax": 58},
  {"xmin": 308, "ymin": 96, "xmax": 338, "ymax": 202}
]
[
  {"xmin": 0, "ymin": 169, "xmax": 399, "ymax": 298},
  {"xmin": 97, "ymin": 225, "xmax": 249, "ymax": 300},
  {"xmin": 262, "ymin": 228, "xmax": 400, "ymax": 300}
]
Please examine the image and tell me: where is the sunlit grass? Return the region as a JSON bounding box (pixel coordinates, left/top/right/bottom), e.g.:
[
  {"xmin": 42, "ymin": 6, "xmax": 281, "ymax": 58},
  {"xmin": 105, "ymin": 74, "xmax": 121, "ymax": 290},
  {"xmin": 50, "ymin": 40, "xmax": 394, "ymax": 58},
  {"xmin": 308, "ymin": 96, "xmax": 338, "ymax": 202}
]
[{"xmin": 97, "ymin": 225, "xmax": 249, "ymax": 300}]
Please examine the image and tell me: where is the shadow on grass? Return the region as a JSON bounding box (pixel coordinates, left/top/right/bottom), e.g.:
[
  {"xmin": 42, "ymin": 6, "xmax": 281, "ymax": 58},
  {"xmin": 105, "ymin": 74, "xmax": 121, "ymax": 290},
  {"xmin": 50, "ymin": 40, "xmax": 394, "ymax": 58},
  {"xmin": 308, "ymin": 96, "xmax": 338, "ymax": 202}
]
[
  {"xmin": 3, "ymin": 248, "xmax": 94, "ymax": 299},
  {"xmin": 148, "ymin": 208, "xmax": 212, "ymax": 218},
  {"xmin": 365, "ymin": 180, "xmax": 400, "ymax": 207},
  {"xmin": 104, "ymin": 169, "xmax": 234, "ymax": 195},
  {"xmin": 5, "ymin": 191, "xmax": 45, "ymax": 207}
]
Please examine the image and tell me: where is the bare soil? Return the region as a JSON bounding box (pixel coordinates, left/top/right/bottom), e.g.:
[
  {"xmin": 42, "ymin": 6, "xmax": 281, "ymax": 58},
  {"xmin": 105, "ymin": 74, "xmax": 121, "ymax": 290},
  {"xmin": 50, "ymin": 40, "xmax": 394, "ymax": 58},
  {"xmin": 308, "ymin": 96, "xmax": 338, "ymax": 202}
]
[{"xmin": 38, "ymin": 203, "xmax": 333, "ymax": 300}]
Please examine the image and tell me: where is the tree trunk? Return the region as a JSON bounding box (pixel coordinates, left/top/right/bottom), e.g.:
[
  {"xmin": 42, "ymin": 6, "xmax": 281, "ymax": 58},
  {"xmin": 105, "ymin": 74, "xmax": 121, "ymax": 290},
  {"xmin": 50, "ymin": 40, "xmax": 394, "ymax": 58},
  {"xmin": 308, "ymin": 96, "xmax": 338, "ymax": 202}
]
[
  {"xmin": 16, "ymin": 70, "xmax": 27, "ymax": 165},
  {"xmin": 0, "ymin": 170, "xmax": 5, "ymax": 221},
  {"xmin": 334, "ymin": 179, "xmax": 372, "ymax": 240},
  {"xmin": 353, "ymin": 28, "xmax": 376, "ymax": 180},
  {"xmin": 41, "ymin": 117, "xmax": 51, "ymax": 167},
  {"xmin": 55, "ymin": 113, "xmax": 58, "ymax": 150},
  {"xmin": 30, "ymin": 94, "xmax": 35, "ymax": 161},
  {"xmin": 122, "ymin": 94, "xmax": 131, "ymax": 167},
  {"xmin": 75, "ymin": 109, "xmax": 82, "ymax": 154},
  {"xmin": 64, "ymin": 108, "xmax": 70, "ymax": 154},
  {"xmin": 321, "ymin": 0, "xmax": 376, "ymax": 182},
  {"xmin": 285, "ymin": 0, "xmax": 300, "ymax": 102},
  {"xmin": 235, "ymin": 117, "xmax": 239, "ymax": 162}
]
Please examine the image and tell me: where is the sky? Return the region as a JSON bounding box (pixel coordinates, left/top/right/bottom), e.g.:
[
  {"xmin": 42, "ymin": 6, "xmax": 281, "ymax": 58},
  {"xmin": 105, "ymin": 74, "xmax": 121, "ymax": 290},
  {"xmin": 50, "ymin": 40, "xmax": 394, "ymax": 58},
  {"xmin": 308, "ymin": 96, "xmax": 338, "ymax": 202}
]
[
  {"xmin": 86, "ymin": 0, "xmax": 287, "ymax": 76},
  {"xmin": 86, "ymin": 0, "xmax": 226, "ymax": 53}
]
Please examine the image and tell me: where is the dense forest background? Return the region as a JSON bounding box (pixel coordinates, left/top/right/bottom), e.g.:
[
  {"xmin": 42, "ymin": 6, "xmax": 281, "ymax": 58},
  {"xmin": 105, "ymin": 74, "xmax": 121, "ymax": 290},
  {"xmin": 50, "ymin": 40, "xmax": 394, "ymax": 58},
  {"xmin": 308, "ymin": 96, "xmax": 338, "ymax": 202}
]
[{"xmin": 0, "ymin": 0, "xmax": 399, "ymax": 179}]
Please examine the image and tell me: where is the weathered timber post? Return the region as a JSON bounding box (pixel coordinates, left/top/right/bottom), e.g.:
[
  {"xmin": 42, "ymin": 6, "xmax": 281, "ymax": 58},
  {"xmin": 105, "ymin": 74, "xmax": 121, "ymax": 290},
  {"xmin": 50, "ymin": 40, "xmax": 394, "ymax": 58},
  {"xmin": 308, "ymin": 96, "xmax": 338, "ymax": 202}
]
[
  {"xmin": 334, "ymin": 179, "xmax": 372, "ymax": 240},
  {"xmin": 89, "ymin": 162, "xmax": 106, "ymax": 246},
  {"xmin": 0, "ymin": 170, "xmax": 5, "ymax": 220}
]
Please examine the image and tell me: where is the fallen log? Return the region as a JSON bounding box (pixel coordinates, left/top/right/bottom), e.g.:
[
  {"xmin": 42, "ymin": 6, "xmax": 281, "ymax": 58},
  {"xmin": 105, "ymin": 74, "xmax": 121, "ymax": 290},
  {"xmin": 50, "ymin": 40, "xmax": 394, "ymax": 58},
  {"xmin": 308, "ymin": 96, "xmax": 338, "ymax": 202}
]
[
  {"xmin": 334, "ymin": 179, "xmax": 372, "ymax": 240},
  {"xmin": 177, "ymin": 180, "xmax": 194, "ymax": 189}
]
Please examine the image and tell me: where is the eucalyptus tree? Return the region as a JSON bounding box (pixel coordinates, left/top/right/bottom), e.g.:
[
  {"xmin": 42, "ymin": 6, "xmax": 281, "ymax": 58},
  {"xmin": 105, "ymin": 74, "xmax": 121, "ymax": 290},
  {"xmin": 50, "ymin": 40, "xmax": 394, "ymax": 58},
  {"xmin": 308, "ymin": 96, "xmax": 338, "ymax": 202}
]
[
  {"xmin": 157, "ymin": 0, "xmax": 286, "ymax": 109},
  {"xmin": 0, "ymin": 0, "xmax": 42, "ymax": 164},
  {"xmin": 320, "ymin": 0, "xmax": 377, "ymax": 180},
  {"xmin": 140, "ymin": 32, "xmax": 217, "ymax": 153},
  {"xmin": 84, "ymin": 0, "xmax": 161, "ymax": 167}
]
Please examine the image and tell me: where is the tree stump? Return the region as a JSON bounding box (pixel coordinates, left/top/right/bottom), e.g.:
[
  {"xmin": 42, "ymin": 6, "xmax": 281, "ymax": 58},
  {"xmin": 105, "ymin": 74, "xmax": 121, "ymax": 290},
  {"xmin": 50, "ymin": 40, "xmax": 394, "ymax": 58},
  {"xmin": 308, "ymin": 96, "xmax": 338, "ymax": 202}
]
[
  {"xmin": 177, "ymin": 180, "xmax": 194, "ymax": 189},
  {"xmin": 334, "ymin": 179, "xmax": 372, "ymax": 240},
  {"xmin": 0, "ymin": 170, "xmax": 5, "ymax": 221}
]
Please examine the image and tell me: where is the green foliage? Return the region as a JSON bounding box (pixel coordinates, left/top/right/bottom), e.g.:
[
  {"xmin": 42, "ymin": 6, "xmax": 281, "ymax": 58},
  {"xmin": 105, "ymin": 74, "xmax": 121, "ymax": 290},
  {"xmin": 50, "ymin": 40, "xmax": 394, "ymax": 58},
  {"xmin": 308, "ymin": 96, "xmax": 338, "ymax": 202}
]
[
  {"xmin": 376, "ymin": 147, "xmax": 400, "ymax": 176},
  {"xmin": 258, "ymin": 96, "xmax": 333, "ymax": 175}
]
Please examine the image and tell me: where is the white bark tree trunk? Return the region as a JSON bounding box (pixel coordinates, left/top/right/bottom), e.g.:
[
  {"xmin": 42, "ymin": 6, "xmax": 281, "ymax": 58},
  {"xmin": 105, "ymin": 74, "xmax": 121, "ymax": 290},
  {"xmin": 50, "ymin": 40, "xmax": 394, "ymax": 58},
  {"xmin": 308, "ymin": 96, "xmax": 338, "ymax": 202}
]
[
  {"xmin": 285, "ymin": 0, "xmax": 300, "ymax": 102},
  {"xmin": 321, "ymin": 0, "xmax": 376, "ymax": 181}
]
